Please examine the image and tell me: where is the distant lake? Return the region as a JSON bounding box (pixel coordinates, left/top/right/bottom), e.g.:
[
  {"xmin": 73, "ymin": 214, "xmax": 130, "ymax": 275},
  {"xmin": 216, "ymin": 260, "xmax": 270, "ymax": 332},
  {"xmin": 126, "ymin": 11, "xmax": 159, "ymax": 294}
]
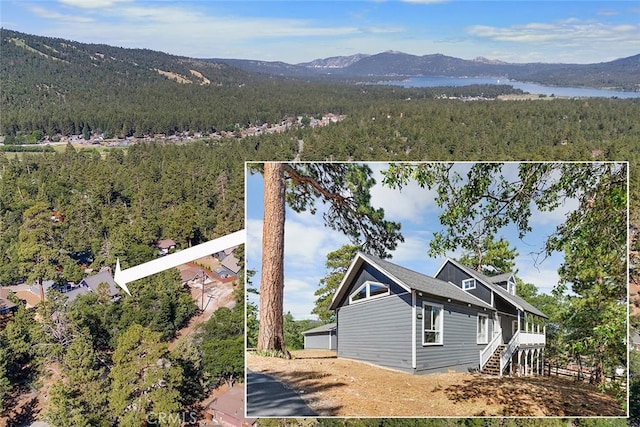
[{"xmin": 384, "ymin": 76, "xmax": 640, "ymax": 99}]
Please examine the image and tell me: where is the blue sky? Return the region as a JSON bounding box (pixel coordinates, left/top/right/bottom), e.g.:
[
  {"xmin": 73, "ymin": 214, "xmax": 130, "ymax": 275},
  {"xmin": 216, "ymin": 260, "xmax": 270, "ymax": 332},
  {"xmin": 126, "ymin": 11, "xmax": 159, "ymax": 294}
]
[
  {"xmin": 2, "ymin": 1, "xmax": 639, "ymax": 63},
  {"xmin": 246, "ymin": 163, "xmax": 579, "ymax": 320}
]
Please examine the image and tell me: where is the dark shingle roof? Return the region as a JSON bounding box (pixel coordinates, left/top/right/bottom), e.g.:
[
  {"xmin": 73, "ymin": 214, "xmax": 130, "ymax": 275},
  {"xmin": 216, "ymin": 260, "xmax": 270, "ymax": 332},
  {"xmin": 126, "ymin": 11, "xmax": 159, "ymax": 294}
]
[
  {"xmin": 486, "ymin": 272, "xmax": 513, "ymax": 284},
  {"xmin": 302, "ymin": 322, "xmax": 337, "ymax": 335},
  {"xmin": 446, "ymin": 259, "xmax": 547, "ymax": 318},
  {"xmin": 358, "ymin": 253, "xmax": 495, "ymax": 310},
  {"xmin": 80, "ymin": 270, "xmax": 119, "ymax": 297}
]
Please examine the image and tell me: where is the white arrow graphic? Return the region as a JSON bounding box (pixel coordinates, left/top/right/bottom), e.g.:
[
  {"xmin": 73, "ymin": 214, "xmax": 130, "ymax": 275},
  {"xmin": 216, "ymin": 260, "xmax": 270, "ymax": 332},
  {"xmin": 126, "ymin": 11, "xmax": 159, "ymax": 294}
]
[{"xmin": 113, "ymin": 229, "xmax": 245, "ymax": 296}]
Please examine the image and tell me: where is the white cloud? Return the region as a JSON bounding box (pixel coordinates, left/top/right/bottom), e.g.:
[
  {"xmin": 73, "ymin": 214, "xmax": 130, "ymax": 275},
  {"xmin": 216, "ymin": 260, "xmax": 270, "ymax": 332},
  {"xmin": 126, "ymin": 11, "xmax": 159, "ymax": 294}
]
[
  {"xmin": 529, "ymin": 197, "xmax": 579, "ymax": 227},
  {"xmin": 31, "ymin": 2, "xmax": 403, "ymax": 61},
  {"xmin": 28, "ymin": 5, "xmax": 95, "ymax": 23},
  {"xmin": 246, "ymin": 218, "xmax": 263, "ymax": 271},
  {"xmin": 389, "ymin": 233, "xmax": 430, "ymax": 264},
  {"xmin": 518, "ymin": 265, "xmax": 560, "ymax": 296},
  {"xmin": 284, "ymin": 214, "xmax": 350, "ymax": 270},
  {"xmin": 467, "ymin": 19, "xmax": 640, "ymax": 48},
  {"xmin": 284, "ymin": 294, "xmax": 319, "ymax": 320},
  {"xmin": 284, "ymin": 277, "xmax": 318, "ymax": 294},
  {"xmin": 370, "ymin": 179, "xmax": 439, "ymax": 224},
  {"xmin": 59, "ymin": 0, "xmax": 131, "ymax": 8}
]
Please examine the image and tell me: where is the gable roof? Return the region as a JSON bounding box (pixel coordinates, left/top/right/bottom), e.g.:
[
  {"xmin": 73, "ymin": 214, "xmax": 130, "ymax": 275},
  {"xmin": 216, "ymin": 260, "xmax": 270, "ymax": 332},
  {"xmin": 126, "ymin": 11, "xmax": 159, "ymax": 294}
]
[
  {"xmin": 443, "ymin": 258, "xmax": 547, "ymax": 318},
  {"xmin": 302, "ymin": 322, "xmax": 336, "ymax": 335},
  {"xmin": 329, "ymin": 252, "xmax": 495, "ymax": 311},
  {"xmin": 487, "ymin": 272, "xmax": 514, "ymax": 284},
  {"xmin": 80, "ymin": 270, "xmax": 119, "ymax": 297},
  {"xmin": 221, "ymin": 252, "xmax": 241, "ymax": 274}
]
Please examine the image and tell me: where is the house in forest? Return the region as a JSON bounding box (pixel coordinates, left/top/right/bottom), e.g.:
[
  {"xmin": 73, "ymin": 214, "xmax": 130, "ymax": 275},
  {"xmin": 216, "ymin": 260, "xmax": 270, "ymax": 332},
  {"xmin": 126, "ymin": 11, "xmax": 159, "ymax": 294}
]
[
  {"xmin": 328, "ymin": 252, "xmax": 546, "ymax": 376},
  {"xmin": 74, "ymin": 269, "xmax": 120, "ymax": 301},
  {"xmin": 156, "ymin": 239, "xmax": 177, "ymax": 256}
]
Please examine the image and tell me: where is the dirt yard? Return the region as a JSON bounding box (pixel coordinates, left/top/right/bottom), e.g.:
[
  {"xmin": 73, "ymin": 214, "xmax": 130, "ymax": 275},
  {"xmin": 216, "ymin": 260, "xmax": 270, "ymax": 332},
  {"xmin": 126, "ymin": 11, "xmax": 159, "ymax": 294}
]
[{"xmin": 246, "ymin": 350, "xmax": 625, "ymax": 417}]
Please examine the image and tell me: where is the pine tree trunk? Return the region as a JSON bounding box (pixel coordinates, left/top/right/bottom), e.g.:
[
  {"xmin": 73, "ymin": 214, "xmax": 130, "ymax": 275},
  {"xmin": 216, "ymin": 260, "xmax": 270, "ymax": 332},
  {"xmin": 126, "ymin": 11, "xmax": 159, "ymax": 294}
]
[
  {"xmin": 257, "ymin": 163, "xmax": 288, "ymax": 355},
  {"xmin": 38, "ymin": 276, "xmax": 45, "ymax": 302}
]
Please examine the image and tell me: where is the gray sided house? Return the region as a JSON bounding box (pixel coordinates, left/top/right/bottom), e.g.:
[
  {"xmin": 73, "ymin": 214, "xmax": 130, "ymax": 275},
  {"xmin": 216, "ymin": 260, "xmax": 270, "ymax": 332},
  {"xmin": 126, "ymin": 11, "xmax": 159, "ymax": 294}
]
[
  {"xmin": 329, "ymin": 253, "xmax": 547, "ymax": 376},
  {"xmin": 302, "ymin": 323, "xmax": 337, "ymax": 350}
]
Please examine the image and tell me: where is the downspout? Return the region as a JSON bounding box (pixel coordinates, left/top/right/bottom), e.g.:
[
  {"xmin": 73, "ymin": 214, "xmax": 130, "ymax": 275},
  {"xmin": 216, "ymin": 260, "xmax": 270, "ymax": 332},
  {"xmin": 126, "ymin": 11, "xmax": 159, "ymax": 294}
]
[{"xmin": 412, "ymin": 290, "xmax": 416, "ymax": 370}]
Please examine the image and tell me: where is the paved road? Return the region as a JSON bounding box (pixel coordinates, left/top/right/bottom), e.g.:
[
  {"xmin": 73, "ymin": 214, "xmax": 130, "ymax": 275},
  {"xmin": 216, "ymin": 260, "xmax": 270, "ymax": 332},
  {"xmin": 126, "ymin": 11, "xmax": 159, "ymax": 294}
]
[{"xmin": 246, "ymin": 370, "xmax": 317, "ymax": 417}]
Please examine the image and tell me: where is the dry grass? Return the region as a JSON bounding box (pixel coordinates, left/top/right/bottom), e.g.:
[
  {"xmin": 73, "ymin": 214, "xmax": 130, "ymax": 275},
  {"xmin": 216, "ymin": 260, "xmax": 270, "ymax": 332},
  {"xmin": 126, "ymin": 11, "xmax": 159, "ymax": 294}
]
[{"xmin": 247, "ymin": 350, "xmax": 625, "ymax": 417}]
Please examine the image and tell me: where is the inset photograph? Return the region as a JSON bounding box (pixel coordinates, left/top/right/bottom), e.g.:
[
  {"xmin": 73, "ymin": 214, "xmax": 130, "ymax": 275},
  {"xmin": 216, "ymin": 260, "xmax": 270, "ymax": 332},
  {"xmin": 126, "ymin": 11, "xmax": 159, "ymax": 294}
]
[{"xmin": 245, "ymin": 161, "xmax": 627, "ymax": 417}]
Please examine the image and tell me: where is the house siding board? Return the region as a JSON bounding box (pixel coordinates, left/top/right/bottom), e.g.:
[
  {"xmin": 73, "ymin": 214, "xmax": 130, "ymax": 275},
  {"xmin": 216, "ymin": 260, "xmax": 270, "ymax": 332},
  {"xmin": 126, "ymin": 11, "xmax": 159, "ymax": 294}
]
[
  {"xmin": 337, "ymin": 292, "xmax": 412, "ymax": 372},
  {"xmin": 435, "ymin": 263, "xmax": 492, "ymax": 305},
  {"xmin": 305, "ymin": 332, "xmax": 334, "ymax": 350},
  {"xmin": 414, "ymin": 298, "xmax": 492, "ymax": 374}
]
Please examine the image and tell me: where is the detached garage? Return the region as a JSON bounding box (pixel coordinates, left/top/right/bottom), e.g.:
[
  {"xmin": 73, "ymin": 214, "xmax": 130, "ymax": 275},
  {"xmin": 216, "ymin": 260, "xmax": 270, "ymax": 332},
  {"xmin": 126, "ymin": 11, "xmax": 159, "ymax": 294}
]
[{"xmin": 302, "ymin": 323, "xmax": 337, "ymax": 350}]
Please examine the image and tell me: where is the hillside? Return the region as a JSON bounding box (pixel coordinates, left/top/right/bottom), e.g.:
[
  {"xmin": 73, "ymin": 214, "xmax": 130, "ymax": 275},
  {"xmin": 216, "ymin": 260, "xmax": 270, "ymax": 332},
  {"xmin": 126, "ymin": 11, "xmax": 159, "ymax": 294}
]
[
  {"xmin": 0, "ymin": 29, "xmax": 376, "ymax": 138},
  {"xmin": 0, "ymin": 29, "xmax": 527, "ymax": 139}
]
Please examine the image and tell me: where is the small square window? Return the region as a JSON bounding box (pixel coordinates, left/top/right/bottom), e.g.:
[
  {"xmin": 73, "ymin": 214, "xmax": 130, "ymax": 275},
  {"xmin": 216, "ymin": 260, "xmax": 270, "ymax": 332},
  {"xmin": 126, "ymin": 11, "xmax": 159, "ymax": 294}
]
[{"xmin": 462, "ymin": 278, "xmax": 476, "ymax": 290}]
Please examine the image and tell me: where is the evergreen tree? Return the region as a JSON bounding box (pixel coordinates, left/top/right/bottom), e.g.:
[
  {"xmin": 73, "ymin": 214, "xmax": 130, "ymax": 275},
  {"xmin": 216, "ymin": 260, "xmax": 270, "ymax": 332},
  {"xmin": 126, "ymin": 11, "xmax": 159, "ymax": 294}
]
[
  {"xmin": 109, "ymin": 324, "xmax": 183, "ymax": 427},
  {"xmin": 313, "ymin": 244, "xmax": 361, "ymax": 323},
  {"xmin": 254, "ymin": 162, "xmax": 403, "ymax": 354},
  {"xmin": 44, "ymin": 335, "xmax": 110, "ymax": 427},
  {"xmin": 17, "ymin": 202, "xmax": 60, "ymax": 300}
]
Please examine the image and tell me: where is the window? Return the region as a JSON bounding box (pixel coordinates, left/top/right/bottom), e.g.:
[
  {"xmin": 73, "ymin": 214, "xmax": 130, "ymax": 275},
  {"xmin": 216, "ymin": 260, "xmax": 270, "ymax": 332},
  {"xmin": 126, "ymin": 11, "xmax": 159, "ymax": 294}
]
[
  {"xmin": 422, "ymin": 302, "xmax": 443, "ymax": 345},
  {"xmin": 507, "ymin": 278, "xmax": 516, "ymax": 295},
  {"xmin": 350, "ymin": 286, "xmax": 367, "ymax": 302},
  {"xmin": 477, "ymin": 314, "xmax": 488, "ymax": 344},
  {"xmin": 369, "ymin": 283, "xmax": 389, "ymax": 297},
  {"xmin": 348, "ymin": 281, "xmax": 390, "ymax": 304},
  {"xmin": 462, "ymin": 278, "xmax": 476, "ymax": 290}
]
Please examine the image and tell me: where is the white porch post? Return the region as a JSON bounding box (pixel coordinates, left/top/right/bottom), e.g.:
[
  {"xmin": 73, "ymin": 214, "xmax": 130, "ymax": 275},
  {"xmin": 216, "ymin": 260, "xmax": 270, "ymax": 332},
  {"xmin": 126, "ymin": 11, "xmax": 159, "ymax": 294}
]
[{"xmin": 517, "ymin": 350, "xmax": 522, "ymax": 377}]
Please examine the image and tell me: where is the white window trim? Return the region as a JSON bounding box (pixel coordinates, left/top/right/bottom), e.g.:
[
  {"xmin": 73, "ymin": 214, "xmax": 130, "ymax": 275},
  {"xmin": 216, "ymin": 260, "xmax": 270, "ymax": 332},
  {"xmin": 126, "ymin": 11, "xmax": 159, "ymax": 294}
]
[
  {"xmin": 422, "ymin": 301, "xmax": 444, "ymax": 346},
  {"xmin": 508, "ymin": 278, "xmax": 516, "ymax": 295},
  {"xmin": 348, "ymin": 280, "xmax": 390, "ymax": 304},
  {"xmin": 462, "ymin": 278, "xmax": 476, "ymax": 290},
  {"xmin": 477, "ymin": 313, "xmax": 489, "ymax": 344}
]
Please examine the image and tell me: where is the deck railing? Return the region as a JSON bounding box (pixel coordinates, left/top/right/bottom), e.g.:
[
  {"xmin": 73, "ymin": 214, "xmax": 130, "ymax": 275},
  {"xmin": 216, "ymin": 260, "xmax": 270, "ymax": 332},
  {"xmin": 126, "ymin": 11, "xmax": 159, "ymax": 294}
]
[
  {"xmin": 519, "ymin": 331, "xmax": 546, "ymax": 345},
  {"xmin": 479, "ymin": 330, "xmax": 502, "ymax": 370},
  {"xmin": 499, "ymin": 330, "xmax": 520, "ymax": 377},
  {"xmin": 498, "ymin": 330, "xmax": 546, "ymax": 376}
]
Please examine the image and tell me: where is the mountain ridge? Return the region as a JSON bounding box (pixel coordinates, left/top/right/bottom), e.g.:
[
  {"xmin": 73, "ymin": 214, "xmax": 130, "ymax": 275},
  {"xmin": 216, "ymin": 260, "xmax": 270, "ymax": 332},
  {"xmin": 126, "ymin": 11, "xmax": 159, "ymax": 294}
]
[
  {"xmin": 214, "ymin": 50, "xmax": 640, "ymax": 91},
  {"xmin": 2, "ymin": 27, "xmax": 639, "ymax": 95}
]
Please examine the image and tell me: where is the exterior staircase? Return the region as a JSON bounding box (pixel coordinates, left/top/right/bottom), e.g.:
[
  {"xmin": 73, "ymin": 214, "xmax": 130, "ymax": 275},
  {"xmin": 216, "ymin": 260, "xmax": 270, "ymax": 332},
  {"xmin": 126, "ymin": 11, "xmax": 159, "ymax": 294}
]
[{"xmin": 481, "ymin": 344, "xmax": 506, "ymax": 376}]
